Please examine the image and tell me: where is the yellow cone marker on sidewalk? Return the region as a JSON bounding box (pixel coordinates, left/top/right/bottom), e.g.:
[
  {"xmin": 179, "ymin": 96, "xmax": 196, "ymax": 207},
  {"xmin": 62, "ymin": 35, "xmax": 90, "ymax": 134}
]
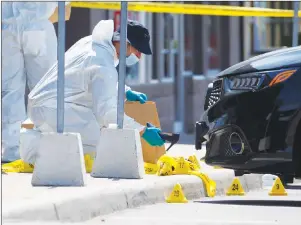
[
  {"xmin": 144, "ymin": 162, "xmax": 158, "ymax": 174},
  {"xmin": 1, "ymin": 160, "xmax": 34, "ymax": 173},
  {"xmin": 188, "ymin": 155, "xmax": 201, "ymax": 170},
  {"xmin": 226, "ymin": 177, "xmax": 245, "ymax": 196},
  {"xmin": 174, "ymin": 157, "xmax": 190, "ymax": 174},
  {"xmin": 84, "ymin": 154, "xmax": 94, "ymax": 173},
  {"xmin": 269, "ymin": 177, "xmax": 287, "ymax": 196},
  {"xmin": 2, "ymin": 154, "xmax": 95, "ymax": 174},
  {"xmin": 157, "ymin": 163, "xmax": 173, "ymax": 176},
  {"xmin": 166, "ymin": 183, "xmax": 188, "ymax": 203}
]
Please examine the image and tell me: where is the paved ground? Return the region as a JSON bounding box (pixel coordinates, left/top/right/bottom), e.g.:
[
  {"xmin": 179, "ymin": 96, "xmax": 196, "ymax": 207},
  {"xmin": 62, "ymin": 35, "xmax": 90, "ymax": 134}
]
[
  {"xmin": 74, "ymin": 188, "xmax": 301, "ymax": 225},
  {"xmin": 6, "ymin": 188, "xmax": 301, "ymax": 225},
  {"xmin": 2, "ymin": 142, "xmax": 207, "ymax": 207},
  {"xmin": 4, "ymin": 135, "xmax": 299, "ymax": 224}
]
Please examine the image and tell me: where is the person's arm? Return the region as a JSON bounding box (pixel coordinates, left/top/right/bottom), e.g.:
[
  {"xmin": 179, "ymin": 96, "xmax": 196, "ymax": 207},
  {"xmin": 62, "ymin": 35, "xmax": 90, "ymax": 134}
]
[
  {"xmin": 91, "ymin": 67, "xmax": 145, "ymax": 131},
  {"xmin": 115, "ymin": 83, "xmax": 131, "ymax": 95},
  {"xmin": 125, "ymin": 84, "xmax": 131, "ymax": 92}
]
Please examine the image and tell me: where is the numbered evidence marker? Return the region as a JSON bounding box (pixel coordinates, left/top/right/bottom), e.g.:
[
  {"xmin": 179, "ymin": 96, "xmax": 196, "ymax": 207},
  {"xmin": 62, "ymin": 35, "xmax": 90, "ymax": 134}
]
[
  {"xmin": 157, "ymin": 162, "xmax": 173, "ymax": 176},
  {"xmin": 269, "ymin": 177, "xmax": 287, "ymax": 196},
  {"xmin": 174, "ymin": 157, "xmax": 190, "ymax": 175},
  {"xmin": 226, "ymin": 177, "xmax": 245, "ymax": 196},
  {"xmin": 166, "ymin": 183, "xmax": 188, "ymax": 203},
  {"xmin": 188, "ymin": 155, "xmax": 201, "ymax": 171},
  {"xmin": 144, "ymin": 162, "xmax": 158, "ymax": 175}
]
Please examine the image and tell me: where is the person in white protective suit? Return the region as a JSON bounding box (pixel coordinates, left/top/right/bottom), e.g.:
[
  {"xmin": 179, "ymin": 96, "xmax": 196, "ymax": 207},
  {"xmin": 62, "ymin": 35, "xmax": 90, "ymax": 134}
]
[
  {"xmin": 1, "ymin": 2, "xmax": 71, "ymax": 163},
  {"xmin": 17, "ymin": 19, "xmax": 165, "ymax": 168}
]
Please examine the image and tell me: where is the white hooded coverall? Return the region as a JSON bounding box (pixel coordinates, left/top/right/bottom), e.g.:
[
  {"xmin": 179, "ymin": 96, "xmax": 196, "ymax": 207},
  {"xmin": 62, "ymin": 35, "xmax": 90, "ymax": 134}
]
[
  {"xmin": 2, "ymin": 2, "xmax": 59, "ymax": 162},
  {"xmin": 20, "ymin": 20, "xmax": 144, "ymax": 164}
]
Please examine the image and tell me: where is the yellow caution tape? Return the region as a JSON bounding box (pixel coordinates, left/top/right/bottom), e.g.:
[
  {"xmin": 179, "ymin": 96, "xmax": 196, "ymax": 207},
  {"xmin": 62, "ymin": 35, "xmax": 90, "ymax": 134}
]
[{"xmin": 71, "ymin": 2, "xmax": 301, "ymax": 18}]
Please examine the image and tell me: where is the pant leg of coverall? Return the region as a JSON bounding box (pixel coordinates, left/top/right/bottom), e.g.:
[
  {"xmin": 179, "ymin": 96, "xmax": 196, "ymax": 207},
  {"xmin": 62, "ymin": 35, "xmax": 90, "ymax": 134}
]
[
  {"xmin": 2, "ymin": 29, "xmax": 26, "ymax": 163},
  {"xmin": 23, "ymin": 20, "xmax": 57, "ymax": 91},
  {"xmin": 20, "ymin": 103, "xmax": 101, "ymax": 164}
]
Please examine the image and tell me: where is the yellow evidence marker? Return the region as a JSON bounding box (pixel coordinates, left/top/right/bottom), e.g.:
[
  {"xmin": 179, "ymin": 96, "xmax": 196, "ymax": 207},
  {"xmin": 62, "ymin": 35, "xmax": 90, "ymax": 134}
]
[
  {"xmin": 189, "ymin": 171, "xmax": 216, "ymax": 197},
  {"xmin": 226, "ymin": 177, "xmax": 245, "ymax": 196},
  {"xmin": 157, "ymin": 162, "xmax": 173, "ymax": 176},
  {"xmin": 166, "ymin": 183, "xmax": 188, "ymax": 203},
  {"xmin": 1, "ymin": 160, "xmax": 34, "ymax": 173},
  {"xmin": 1, "ymin": 154, "xmax": 96, "ymax": 174},
  {"xmin": 188, "ymin": 155, "xmax": 201, "ymax": 171},
  {"xmin": 174, "ymin": 157, "xmax": 190, "ymax": 175},
  {"xmin": 144, "ymin": 162, "xmax": 158, "ymax": 174},
  {"xmin": 269, "ymin": 177, "xmax": 288, "ymax": 196}
]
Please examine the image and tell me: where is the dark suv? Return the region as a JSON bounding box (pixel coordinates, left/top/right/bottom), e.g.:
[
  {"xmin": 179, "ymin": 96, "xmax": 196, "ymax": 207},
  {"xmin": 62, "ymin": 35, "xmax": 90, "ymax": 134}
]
[{"xmin": 195, "ymin": 46, "xmax": 301, "ymax": 184}]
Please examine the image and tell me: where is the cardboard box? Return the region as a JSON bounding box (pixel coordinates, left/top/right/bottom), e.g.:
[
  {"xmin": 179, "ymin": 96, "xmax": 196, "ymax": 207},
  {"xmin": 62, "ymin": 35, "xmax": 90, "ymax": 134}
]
[
  {"xmin": 124, "ymin": 101, "xmax": 166, "ymax": 164},
  {"xmin": 21, "ymin": 101, "xmax": 166, "ymax": 164},
  {"xmin": 49, "ymin": 3, "xmax": 72, "ymax": 23}
]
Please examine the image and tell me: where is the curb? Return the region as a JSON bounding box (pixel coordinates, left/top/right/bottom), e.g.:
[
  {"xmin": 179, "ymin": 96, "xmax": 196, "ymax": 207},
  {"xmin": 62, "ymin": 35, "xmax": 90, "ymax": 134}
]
[{"xmin": 3, "ymin": 170, "xmax": 263, "ymax": 223}]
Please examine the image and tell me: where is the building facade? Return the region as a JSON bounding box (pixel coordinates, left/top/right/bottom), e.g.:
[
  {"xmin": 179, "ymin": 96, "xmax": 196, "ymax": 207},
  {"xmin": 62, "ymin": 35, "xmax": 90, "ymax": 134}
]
[{"xmin": 58, "ymin": 1, "xmax": 299, "ymax": 134}]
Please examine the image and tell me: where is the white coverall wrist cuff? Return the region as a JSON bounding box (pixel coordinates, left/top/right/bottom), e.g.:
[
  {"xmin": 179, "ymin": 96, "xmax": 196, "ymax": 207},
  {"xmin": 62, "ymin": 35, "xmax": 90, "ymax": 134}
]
[
  {"xmin": 125, "ymin": 85, "xmax": 131, "ymax": 92},
  {"xmin": 138, "ymin": 125, "xmax": 146, "ymax": 133}
]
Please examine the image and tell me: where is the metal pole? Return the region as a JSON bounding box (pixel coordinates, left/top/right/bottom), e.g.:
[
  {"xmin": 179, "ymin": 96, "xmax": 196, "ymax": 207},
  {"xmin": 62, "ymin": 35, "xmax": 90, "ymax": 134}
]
[
  {"xmin": 57, "ymin": 2, "xmax": 66, "ymax": 133},
  {"xmin": 253, "ymin": 1, "xmax": 261, "ymax": 51},
  {"xmin": 117, "ymin": 2, "xmax": 128, "ymax": 129},
  {"xmin": 292, "ymin": 1, "xmax": 299, "ymax": 47},
  {"xmin": 175, "ymin": 13, "xmax": 185, "ymax": 133},
  {"xmin": 168, "ymin": 15, "xmax": 175, "ymax": 80}
]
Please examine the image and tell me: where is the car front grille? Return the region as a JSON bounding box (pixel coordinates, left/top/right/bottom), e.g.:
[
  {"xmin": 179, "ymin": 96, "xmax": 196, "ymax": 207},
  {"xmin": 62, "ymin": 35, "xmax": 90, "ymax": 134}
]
[{"xmin": 205, "ymin": 79, "xmax": 223, "ymax": 110}]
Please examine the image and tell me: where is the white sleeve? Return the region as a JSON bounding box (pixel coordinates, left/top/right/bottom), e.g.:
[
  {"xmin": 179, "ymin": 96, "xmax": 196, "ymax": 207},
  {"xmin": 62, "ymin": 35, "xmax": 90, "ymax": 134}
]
[
  {"xmin": 115, "ymin": 83, "xmax": 131, "ymax": 94},
  {"xmin": 91, "ymin": 67, "xmax": 145, "ymax": 132},
  {"xmin": 125, "ymin": 84, "xmax": 131, "ymax": 92}
]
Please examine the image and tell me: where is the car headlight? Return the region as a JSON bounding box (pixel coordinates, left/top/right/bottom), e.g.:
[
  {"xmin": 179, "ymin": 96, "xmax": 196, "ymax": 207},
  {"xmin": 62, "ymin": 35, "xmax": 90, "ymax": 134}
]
[
  {"xmin": 229, "ymin": 68, "xmax": 298, "ymax": 91},
  {"xmin": 229, "ymin": 75, "xmax": 263, "ymax": 90}
]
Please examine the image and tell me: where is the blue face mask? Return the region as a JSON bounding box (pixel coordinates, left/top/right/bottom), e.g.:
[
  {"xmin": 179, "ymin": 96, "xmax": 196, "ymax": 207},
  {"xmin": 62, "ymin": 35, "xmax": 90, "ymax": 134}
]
[{"xmin": 126, "ymin": 53, "xmax": 139, "ymax": 67}]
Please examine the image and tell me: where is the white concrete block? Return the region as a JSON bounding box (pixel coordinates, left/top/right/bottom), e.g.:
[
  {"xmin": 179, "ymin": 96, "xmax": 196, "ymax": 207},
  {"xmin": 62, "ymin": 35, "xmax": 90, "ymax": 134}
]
[
  {"xmin": 31, "ymin": 132, "xmax": 86, "ymax": 186},
  {"xmin": 91, "ymin": 128, "xmax": 144, "ymax": 179}
]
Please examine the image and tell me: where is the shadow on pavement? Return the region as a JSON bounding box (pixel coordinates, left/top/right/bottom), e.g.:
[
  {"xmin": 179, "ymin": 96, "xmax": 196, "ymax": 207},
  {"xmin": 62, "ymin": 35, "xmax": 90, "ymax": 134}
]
[
  {"xmin": 193, "ymin": 200, "xmax": 301, "ymax": 207},
  {"xmin": 286, "ymin": 184, "xmax": 301, "ymax": 190}
]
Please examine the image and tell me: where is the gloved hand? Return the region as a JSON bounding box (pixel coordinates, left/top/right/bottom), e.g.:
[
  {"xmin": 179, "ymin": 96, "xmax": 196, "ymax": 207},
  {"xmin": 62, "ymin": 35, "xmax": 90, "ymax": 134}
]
[
  {"xmin": 126, "ymin": 90, "xmax": 148, "ymax": 104},
  {"xmin": 142, "ymin": 126, "xmax": 165, "ymax": 146}
]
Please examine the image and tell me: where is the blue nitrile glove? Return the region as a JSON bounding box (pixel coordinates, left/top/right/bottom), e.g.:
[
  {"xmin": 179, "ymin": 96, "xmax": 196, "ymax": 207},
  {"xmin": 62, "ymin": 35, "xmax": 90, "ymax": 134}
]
[
  {"xmin": 126, "ymin": 90, "xmax": 148, "ymax": 104},
  {"xmin": 142, "ymin": 126, "xmax": 165, "ymax": 146}
]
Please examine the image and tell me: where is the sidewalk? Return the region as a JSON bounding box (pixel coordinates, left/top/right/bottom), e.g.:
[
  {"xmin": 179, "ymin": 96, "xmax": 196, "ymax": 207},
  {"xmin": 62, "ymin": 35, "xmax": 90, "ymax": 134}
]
[{"xmin": 2, "ymin": 144, "xmax": 264, "ymax": 223}]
